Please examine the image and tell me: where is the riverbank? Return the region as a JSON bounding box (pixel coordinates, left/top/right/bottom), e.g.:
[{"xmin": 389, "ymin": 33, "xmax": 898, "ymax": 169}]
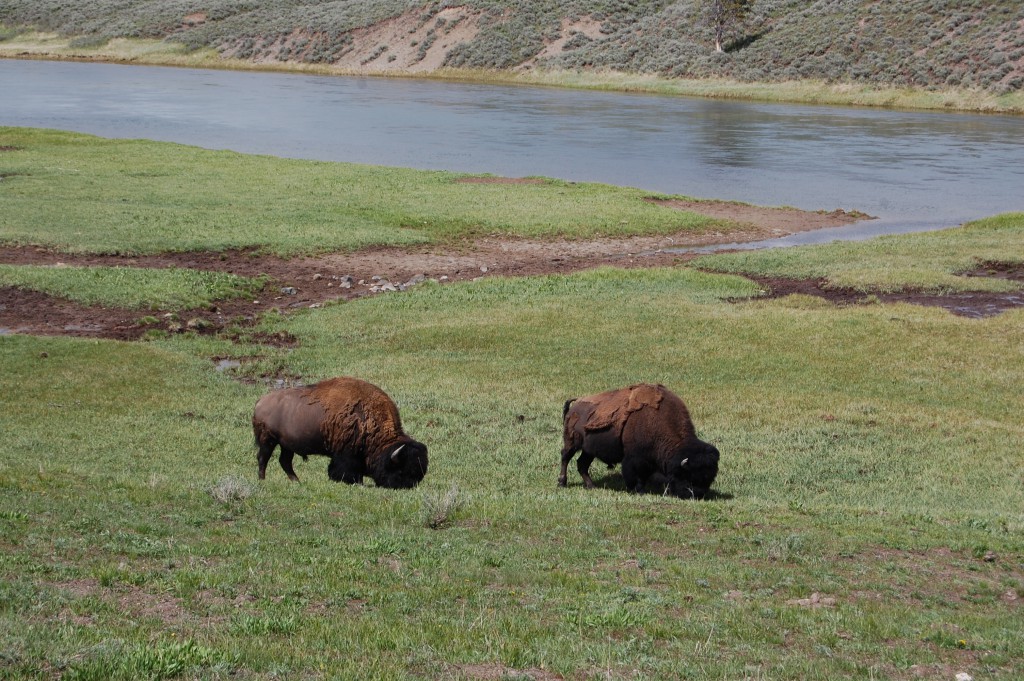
[
  {"xmin": 3, "ymin": 33, "xmax": 1022, "ymax": 115},
  {"xmin": 3, "ymin": 126, "xmax": 1022, "ymax": 340}
]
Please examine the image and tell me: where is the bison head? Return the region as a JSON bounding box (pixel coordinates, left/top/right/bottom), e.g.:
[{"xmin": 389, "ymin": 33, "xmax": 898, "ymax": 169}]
[
  {"xmin": 370, "ymin": 439, "xmax": 429, "ymax": 489},
  {"xmin": 671, "ymin": 440, "xmax": 720, "ymax": 500}
]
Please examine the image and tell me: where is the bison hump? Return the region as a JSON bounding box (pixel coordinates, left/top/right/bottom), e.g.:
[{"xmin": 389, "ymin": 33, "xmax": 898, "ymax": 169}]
[
  {"xmin": 309, "ymin": 376, "xmax": 404, "ymax": 451},
  {"xmin": 583, "ymin": 383, "xmax": 665, "ymax": 432}
]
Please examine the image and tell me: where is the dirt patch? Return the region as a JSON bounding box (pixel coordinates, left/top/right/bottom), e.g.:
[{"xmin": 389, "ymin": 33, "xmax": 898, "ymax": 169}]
[
  {"xmin": 787, "ymin": 592, "xmax": 837, "ymax": 608},
  {"xmin": 520, "ymin": 16, "xmax": 607, "ymax": 69},
  {"xmin": 745, "ymin": 268, "xmax": 1024, "ymax": 318},
  {"xmin": 182, "ymin": 12, "xmax": 207, "ymax": 28},
  {"xmin": 0, "ymin": 287, "xmax": 145, "ymax": 339},
  {"xmin": 53, "ymin": 578, "xmax": 189, "ymax": 626},
  {"xmin": 2, "ymin": 230, "xmax": 1020, "ymax": 341},
  {"xmin": 0, "ymin": 236, "xmax": 692, "ymax": 341},
  {"xmin": 239, "ymin": 6, "xmax": 483, "ymax": 73},
  {"xmin": 852, "ymin": 545, "xmax": 1022, "ymax": 598},
  {"xmin": 455, "ymin": 176, "xmax": 547, "ymax": 185},
  {"xmin": 447, "ymin": 663, "xmax": 562, "ymax": 680},
  {"xmin": 648, "ymin": 198, "xmax": 870, "ymax": 236}
]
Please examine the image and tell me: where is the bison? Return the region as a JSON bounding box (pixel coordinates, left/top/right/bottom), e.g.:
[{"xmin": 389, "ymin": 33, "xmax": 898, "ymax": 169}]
[
  {"xmin": 252, "ymin": 376, "xmax": 428, "ymax": 488},
  {"xmin": 558, "ymin": 383, "xmax": 719, "ymax": 499}
]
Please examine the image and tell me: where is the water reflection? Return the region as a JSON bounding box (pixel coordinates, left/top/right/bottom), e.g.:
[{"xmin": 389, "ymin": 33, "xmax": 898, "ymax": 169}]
[{"xmin": 692, "ymin": 101, "xmax": 763, "ymax": 168}]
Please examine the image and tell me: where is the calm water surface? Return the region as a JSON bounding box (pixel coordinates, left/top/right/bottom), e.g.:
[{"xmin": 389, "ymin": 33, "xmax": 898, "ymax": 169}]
[{"xmin": 2, "ymin": 59, "xmax": 1022, "ymax": 247}]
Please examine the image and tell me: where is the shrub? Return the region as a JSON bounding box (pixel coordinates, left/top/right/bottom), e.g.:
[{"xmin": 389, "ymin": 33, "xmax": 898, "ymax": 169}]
[{"xmin": 421, "ymin": 484, "xmax": 462, "ymax": 529}]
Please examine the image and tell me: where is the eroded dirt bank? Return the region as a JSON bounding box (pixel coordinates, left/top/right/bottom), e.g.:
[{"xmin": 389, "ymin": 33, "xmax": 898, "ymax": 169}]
[
  {"xmin": 2, "ymin": 221, "xmax": 1021, "ymax": 342},
  {"xmin": 0, "ymin": 235, "xmax": 693, "ymax": 341}
]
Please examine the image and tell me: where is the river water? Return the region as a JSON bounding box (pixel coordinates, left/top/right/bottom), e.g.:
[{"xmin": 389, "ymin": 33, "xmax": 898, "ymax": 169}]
[{"xmin": 2, "ymin": 59, "xmax": 1022, "ymax": 247}]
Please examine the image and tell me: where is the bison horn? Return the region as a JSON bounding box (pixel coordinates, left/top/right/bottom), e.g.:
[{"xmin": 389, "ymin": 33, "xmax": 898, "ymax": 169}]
[
  {"xmin": 679, "ymin": 458, "xmax": 689, "ymax": 468},
  {"xmin": 391, "ymin": 444, "xmax": 405, "ymax": 462}
]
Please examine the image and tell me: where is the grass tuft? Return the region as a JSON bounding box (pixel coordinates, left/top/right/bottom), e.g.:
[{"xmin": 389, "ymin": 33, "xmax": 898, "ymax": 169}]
[
  {"xmin": 208, "ymin": 475, "xmax": 256, "ymax": 505},
  {"xmin": 62, "ymin": 639, "xmax": 228, "ymax": 681},
  {"xmin": 421, "ymin": 484, "xmax": 463, "ymax": 529}
]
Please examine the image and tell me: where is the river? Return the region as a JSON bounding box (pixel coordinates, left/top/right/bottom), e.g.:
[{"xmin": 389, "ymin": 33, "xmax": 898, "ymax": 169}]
[{"xmin": 2, "ymin": 58, "xmax": 1022, "ymax": 247}]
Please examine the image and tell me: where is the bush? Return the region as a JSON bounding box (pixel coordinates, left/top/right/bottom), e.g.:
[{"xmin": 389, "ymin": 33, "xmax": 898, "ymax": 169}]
[{"xmin": 2, "ymin": 0, "xmax": 1022, "ymax": 92}]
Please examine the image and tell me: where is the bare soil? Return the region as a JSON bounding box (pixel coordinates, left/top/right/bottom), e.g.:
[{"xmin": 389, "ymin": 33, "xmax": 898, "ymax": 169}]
[
  {"xmin": 749, "ymin": 263, "xmax": 1024, "ymax": 319},
  {"xmin": 2, "ymin": 215, "xmax": 1021, "ymax": 342}
]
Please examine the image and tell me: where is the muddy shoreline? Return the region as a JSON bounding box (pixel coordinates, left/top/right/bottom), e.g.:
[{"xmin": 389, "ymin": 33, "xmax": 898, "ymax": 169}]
[{"xmin": 2, "ymin": 228, "xmax": 1022, "ymax": 342}]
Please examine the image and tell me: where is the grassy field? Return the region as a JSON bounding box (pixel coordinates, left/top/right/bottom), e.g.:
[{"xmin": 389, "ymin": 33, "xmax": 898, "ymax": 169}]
[
  {"xmin": 1, "ymin": 136, "xmax": 1022, "ymax": 679},
  {"xmin": 0, "ymin": 127, "xmax": 719, "ymax": 256},
  {"xmin": 0, "ymin": 264, "xmax": 264, "ymax": 310},
  {"xmin": 694, "ymin": 212, "xmax": 1024, "ymax": 293}
]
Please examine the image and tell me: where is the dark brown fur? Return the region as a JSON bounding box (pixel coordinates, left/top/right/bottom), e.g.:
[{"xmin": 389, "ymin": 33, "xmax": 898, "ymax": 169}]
[
  {"xmin": 558, "ymin": 383, "xmax": 718, "ymax": 499},
  {"xmin": 253, "ymin": 376, "xmax": 428, "ymax": 488}
]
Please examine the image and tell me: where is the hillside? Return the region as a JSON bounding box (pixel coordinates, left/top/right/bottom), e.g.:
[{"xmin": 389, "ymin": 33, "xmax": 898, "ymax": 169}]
[{"xmin": 2, "ymin": 0, "xmax": 1023, "ymax": 94}]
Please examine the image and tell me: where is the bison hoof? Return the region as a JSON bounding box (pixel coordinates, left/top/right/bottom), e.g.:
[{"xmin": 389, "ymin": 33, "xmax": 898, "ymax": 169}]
[{"xmin": 557, "ymin": 477, "xmax": 567, "ymax": 487}]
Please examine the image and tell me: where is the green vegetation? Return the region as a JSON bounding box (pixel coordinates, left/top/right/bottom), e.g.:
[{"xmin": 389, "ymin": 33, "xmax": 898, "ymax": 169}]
[
  {"xmin": 2, "ymin": 230, "xmax": 1022, "ymax": 677},
  {"xmin": 2, "ymin": 205, "xmax": 1024, "ymax": 675},
  {"xmin": 1, "ymin": 0, "xmax": 1023, "ymax": 112},
  {"xmin": 0, "ymin": 131, "xmax": 1021, "ymax": 678},
  {"xmin": 0, "ymin": 264, "xmax": 263, "ymax": 309},
  {"xmin": 0, "ymin": 127, "xmax": 718, "ymax": 256},
  {"xmin": 694, "ymin": 212, "xmax": 1024, "ymax": 293}
]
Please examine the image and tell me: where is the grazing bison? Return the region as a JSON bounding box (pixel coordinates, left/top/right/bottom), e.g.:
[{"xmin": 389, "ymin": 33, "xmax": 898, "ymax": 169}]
[
  {"xmin": 558, "ymin": 383, "xmax": 719, "ymax": 499},
  {"xmin": 252, "ymin": 376, "xmax": 428, "ymax": 488}
]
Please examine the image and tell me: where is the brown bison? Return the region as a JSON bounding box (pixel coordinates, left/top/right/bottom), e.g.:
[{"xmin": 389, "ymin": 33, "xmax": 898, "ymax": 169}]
[
  {"xmin": 252, "ymin": 376, "xmax": 428, "ymax": 488},
  {"xmin": 558, "ymin": 383, "xmax": 719, "ymax": 499}
]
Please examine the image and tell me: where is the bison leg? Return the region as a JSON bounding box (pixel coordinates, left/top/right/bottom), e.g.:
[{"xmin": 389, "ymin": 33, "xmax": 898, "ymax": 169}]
[
  {"xmin": 278, "ymin": 447, "xmax": 300, "ymax": 482},
  {"xmin": 668, "ymin": 478, "xmax": 705, "ymax": 500},
  {"xmin": 558, "ymin": 444, "xmax": 578, "ymax": 487},
  {"xmin": 257, "ymin": 441, "xmax": 277, "ymax": 480},
  {"xmin": 621, "ymin": 459, "xmax": 649, "ymax": 494},
  {"xmin": 576, "ymin": 451, "xmax": 597, "ymax": 489},
  {"xmin": 647, "ymin": 472, "xmax": 674, "ymax": 496},
  {"xmin": 623, "ymin": 458, "xmax": 660, "ymax": 494},
  {"xmin": 327, "ymin": 455, "xmax": 363, "ymax": 485}
]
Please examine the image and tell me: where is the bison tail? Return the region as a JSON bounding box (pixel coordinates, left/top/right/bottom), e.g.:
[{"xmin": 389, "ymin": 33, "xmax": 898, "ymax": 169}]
[
  {"xmin": 252, "ymin": 420, "xmax": 270, "ymax": 448},
  {"xmin": 562, "ymin": 398, "xmax": 577, "ymax": 419}
]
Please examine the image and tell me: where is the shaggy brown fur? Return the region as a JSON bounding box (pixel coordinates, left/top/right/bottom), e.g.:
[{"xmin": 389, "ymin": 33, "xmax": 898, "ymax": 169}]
[
  {"xmin": 578, "ymin": 382, "xmax": 671, "ymax": 434},
  {"xmin": 559, "ymin": 383, "xmax": 718, "ymax": 499},
  {"xmin": 253, "ymin": 376, "xmax": 428, "ymax": 488},
  {"xmin": 311, "ymin": 377, "xmax": 405, "ymax": 470}
]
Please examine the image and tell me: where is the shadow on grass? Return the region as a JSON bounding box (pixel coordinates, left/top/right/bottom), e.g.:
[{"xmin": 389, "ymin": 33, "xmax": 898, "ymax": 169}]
[{"xmin": 570, "ymin": 471, "xmax": 734, "ymax": 501}]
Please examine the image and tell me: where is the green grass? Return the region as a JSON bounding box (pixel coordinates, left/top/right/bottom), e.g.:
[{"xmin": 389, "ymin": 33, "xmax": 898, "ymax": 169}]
[
  {"xmin": 0, "ymin": 127, "xmax": 719, "ymax": 256},
  {"xmin": 693, "ymin": 213, "xmax": 1024, "ymax": 293},
  {"xmin": 0, "ymin": 264, "xmax": 264, "ymax": 309},
  {"xmin": 1, "ymin": 127, "xmax": 1021, "ymax": 679},
  {"xmin": 1, "ymin": 232, "xmax": 1022, "ymax": 678}
]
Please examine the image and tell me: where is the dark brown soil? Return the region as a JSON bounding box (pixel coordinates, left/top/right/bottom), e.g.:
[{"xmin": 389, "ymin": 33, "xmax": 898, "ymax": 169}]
[
  {"xmin": 749, "ymin": 262, "xmax": 1024, "ymax": 318},
  {"xmin": 0, "ymin": 239, "xmax": 688, "ymax": 341},
  {"xmin": 1, "ymin": 236, "xmax": 1020, "ymax": 342}
]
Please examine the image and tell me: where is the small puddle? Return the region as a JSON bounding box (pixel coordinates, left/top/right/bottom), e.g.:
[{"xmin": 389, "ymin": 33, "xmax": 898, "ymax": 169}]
[{"xmin": 671, "ymin": 218, "xmax": 953, "ymax": 254}]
